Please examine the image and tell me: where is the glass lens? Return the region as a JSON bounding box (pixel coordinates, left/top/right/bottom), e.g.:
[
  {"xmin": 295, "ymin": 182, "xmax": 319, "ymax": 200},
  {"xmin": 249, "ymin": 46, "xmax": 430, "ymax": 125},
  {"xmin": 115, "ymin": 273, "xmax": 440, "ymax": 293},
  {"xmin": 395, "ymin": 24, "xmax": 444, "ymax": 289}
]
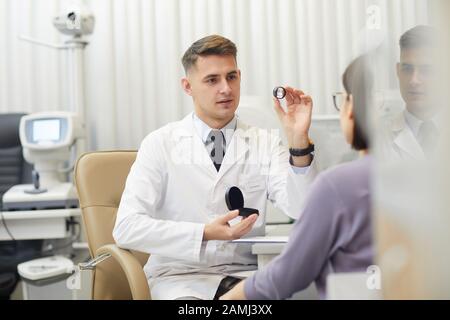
[{"xmin": 273, "ymin": 87, "xmax": 286, "ymax": 99}]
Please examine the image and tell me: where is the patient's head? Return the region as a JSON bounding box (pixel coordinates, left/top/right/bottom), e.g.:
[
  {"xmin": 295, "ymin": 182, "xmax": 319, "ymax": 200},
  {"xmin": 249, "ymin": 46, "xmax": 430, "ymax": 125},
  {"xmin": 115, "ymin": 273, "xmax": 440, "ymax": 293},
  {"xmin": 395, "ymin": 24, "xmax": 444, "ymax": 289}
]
[{"xmin": 339, "ymin": 55, "xmax": 374, "ymax": 151}]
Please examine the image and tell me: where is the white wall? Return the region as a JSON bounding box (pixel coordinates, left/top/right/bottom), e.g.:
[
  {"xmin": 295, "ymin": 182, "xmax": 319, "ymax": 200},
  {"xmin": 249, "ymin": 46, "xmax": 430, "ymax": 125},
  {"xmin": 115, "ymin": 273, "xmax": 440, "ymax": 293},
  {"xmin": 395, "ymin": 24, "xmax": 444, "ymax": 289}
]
[{"xmin": 0, "ymin": 0, "xmax": 428, "ymax": 150}]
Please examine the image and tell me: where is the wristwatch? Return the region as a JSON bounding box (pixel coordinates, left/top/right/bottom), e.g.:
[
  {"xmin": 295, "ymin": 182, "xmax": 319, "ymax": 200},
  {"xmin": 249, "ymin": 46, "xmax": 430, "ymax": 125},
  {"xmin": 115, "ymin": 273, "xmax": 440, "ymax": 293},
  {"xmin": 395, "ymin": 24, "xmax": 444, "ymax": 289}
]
[{"xmin": 289, "ymin": 143, "xmax": 315, "ymax": 157}]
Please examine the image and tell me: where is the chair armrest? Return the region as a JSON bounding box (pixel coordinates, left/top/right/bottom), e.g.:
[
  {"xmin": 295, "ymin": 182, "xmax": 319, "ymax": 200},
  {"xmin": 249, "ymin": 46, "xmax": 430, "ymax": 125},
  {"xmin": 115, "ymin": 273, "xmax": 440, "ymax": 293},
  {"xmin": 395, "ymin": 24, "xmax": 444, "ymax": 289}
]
[{"xmin": 96, "ymin": 244, "xmax": 151, "ymax": 300}]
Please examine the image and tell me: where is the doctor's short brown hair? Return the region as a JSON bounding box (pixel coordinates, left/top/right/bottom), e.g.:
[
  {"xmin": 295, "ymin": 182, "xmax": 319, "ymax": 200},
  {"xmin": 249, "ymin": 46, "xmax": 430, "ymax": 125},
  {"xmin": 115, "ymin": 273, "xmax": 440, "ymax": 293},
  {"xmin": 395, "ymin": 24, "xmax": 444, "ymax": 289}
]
[
  {"xmin": 182, "ymin": 35, "xmax": 237, "ymax": 73},
  {"xmin": 399, "ymin": 25, "xmax": 435, "ymax": 51}
]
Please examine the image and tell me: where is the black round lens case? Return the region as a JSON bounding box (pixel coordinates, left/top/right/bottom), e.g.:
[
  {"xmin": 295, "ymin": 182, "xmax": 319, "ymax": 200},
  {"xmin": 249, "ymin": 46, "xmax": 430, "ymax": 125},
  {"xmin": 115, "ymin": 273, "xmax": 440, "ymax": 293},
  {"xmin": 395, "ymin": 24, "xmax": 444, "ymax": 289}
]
[{"xmin": 225, "ymin": 186, "xmax": 259, "ymax": 218}]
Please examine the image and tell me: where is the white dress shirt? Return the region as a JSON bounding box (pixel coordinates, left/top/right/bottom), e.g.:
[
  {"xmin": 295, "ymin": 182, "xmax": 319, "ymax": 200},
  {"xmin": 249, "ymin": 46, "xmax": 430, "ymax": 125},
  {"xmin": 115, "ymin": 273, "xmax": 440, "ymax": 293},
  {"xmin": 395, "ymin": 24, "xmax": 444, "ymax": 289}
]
[{"xmin": 192, "ymin": 112, "xmax": 311, "ymax": 175}]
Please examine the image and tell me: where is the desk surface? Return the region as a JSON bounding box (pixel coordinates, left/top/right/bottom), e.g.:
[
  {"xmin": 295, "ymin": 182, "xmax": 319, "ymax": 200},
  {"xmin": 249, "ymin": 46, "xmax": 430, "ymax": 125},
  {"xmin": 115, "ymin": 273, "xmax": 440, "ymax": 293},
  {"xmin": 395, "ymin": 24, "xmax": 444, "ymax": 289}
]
[
  {"xmin": 0, "ymin": 208, "xmax": 81, "ymax": 240},
  {"xmin": 0, "ymin": 208, "xmax": 81, "ymax": 220},
  {"xmin": 251, "ymin": 223, "xmax": 293, "ymax": 255}
]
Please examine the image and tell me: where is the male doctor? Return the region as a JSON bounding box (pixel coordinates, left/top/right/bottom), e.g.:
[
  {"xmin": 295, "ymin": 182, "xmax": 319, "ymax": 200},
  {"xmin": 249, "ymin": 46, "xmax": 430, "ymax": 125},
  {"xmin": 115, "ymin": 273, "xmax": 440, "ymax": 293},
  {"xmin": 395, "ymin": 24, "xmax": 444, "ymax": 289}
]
[
  {"xmin": 380, "ymin": 25, "xmax": 440, "ymax": 160},
  {"xmin": 113, "ymin": 35, "xmax": 317, "ymax": 300}
]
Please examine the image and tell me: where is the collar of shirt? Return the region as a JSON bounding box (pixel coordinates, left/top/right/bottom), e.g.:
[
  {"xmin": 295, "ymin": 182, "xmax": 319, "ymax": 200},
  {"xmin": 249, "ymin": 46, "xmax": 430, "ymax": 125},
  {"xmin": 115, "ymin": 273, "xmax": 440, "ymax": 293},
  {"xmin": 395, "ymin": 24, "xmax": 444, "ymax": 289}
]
[
  {"xmin": 192, "ymin": 112, "xmax": 237, "ymax": 147},
  {"xmin": 403, "ymin": 109, "xmax": 439, "ymax": 138}
]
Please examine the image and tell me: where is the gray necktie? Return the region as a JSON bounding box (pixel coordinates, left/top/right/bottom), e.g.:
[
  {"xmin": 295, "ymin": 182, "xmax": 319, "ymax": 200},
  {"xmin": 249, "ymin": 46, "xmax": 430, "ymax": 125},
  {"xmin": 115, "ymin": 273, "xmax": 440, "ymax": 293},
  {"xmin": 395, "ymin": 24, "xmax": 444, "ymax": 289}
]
[
  {"xmin": 417, "ymin": 120, "xmax": 439, "ymax": 155},
  {"xmin": 208, "ymin": 130, "xmax": 225, "ymax": 171}
]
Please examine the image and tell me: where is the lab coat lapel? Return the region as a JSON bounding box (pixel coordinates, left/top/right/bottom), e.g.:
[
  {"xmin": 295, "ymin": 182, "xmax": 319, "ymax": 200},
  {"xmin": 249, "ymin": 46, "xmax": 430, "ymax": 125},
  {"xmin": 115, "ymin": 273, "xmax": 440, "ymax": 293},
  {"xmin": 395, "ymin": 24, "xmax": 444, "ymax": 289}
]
[
  {"xmin": 215, "ymin": 120, "xmax": 251, "ymax": 181},
  {"xmin": 392, "ymin": 113, "xmax": 424, "ymax": 160},
  {"xmin": 171, "ymin": 113, "xmax": 218, "ymax": 179}
]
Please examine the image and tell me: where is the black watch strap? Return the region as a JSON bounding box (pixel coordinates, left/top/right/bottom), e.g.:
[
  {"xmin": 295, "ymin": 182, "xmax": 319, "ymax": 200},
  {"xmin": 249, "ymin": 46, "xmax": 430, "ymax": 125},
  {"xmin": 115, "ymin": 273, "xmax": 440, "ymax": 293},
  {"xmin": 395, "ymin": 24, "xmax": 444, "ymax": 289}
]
[{"xmin": 289, "ymin": 143, "xmax": 315, "ymax": 157}]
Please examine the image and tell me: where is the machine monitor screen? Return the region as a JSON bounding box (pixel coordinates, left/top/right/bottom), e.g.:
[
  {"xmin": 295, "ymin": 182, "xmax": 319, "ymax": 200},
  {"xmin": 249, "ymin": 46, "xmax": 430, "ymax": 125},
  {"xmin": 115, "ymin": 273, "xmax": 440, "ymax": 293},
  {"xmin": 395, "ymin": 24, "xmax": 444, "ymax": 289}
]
[{"xmin": 32, "ymin": 119, "xmax": 61, "ymax": 143}]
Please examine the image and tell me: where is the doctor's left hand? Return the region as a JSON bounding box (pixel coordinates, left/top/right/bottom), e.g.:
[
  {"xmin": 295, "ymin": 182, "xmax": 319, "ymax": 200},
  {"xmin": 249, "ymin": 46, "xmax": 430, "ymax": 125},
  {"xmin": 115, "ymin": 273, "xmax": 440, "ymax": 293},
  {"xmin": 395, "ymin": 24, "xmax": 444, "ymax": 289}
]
[{"xmin": 203, "ymin": 210, "xmax": 258, "ymax": 241}]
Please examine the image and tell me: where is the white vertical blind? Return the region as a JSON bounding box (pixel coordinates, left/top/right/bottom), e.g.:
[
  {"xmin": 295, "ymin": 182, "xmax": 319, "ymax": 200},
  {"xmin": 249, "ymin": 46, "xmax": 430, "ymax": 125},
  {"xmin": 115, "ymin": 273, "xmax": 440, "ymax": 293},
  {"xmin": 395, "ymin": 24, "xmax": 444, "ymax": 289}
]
[{"xmin": 0, "ymin": 0, "xmax": 429, "ymax": 150}]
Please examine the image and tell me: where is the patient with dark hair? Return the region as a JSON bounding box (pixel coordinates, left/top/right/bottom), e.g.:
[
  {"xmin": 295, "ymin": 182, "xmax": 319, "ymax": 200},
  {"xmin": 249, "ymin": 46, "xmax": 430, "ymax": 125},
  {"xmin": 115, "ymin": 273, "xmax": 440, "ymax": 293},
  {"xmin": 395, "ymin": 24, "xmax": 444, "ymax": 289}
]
[{"xmin": 221, "ymin": 54, "xmax": 375, "ymax": 300}]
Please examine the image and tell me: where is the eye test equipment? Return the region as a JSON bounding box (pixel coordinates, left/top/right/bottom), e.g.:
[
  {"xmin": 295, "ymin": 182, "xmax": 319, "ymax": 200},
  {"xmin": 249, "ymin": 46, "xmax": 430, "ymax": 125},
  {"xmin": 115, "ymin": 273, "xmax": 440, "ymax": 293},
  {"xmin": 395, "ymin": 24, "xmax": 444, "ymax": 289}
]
[
  {"xmin": 273, "ymin": 86, "xmax": 286, "ymax": 100},
  {"xmin": 2, "ymin": 112, "xmax": 84, "ymax": 210},
  {"xmin": 1, "ymin": 5, "xmax": 94, "ymax": 246},
  {"xmin": 3, "ymin": 4, "xmax": 94, "ymax": 212}
]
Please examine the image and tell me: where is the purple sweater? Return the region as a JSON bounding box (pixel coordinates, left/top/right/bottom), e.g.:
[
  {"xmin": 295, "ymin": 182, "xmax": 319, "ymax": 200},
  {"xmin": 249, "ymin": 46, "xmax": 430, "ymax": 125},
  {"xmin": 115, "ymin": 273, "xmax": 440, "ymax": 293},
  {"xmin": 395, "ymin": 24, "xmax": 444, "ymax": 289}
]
[{"xmin": 245, "ymin": 156, "xmax": 373, "ymax": 299}]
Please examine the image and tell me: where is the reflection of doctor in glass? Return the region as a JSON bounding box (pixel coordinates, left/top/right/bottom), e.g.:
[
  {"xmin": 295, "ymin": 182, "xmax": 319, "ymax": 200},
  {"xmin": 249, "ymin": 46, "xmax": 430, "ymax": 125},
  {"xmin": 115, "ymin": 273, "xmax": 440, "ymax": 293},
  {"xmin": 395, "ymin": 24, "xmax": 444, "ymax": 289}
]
[
  {"xmin": 382, "ymin": 25, "xmax": 440, "ymax": 160},
  {"xmin": 397, "ymin": 26, "xmax": 438, "ymax": 120}
]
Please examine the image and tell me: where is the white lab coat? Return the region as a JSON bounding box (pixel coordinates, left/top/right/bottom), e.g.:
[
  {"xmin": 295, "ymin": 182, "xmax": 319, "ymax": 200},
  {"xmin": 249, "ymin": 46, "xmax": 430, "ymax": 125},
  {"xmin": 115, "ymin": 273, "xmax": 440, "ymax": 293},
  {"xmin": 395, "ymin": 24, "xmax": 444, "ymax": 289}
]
[
  {"xmin": 113, "ymin": 112, "xmax": 317, "ymax": 299},
  {"xmin": 378, "ymin": 111, "xmax": 425, "ymax": 161}
]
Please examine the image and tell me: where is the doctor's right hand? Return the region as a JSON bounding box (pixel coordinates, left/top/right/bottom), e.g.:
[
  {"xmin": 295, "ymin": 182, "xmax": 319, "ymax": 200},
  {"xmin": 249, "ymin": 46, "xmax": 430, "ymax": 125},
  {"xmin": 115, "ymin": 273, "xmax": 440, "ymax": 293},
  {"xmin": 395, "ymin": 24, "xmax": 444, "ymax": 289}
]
[
  {"xmin": 203, "ymin": 210, "xmax": 258, "ymax": 241},
  {"xmin": 273, "ymin": 86, "xmax": 313, "ymax": 149}
]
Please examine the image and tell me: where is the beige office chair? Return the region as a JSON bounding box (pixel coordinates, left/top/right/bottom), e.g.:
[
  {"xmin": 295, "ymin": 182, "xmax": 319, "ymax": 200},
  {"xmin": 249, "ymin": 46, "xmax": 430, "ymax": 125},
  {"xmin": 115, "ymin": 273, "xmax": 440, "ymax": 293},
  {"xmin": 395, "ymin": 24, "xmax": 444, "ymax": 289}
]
[{"xmin": 74, "ymin": 151, "xmax": 151, "ymax": 300}]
